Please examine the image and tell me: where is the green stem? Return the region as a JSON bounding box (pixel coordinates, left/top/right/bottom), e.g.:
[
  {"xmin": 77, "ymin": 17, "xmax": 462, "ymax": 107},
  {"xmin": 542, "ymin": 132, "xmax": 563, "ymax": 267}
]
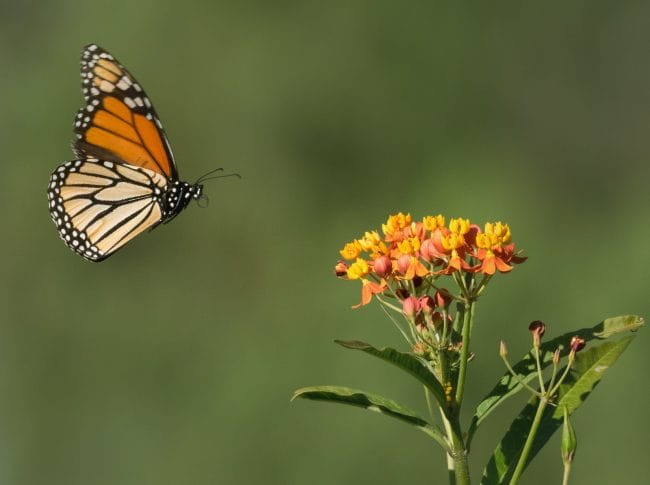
[
  {"xmin": 562, "ymin": 462, "xmax": 572, "ymax": 485},
  {"xmin": 449, "ymin": 432, "xmax": 471, "ymax": 485},
  {"xmin": 440, "ymin": 409, "xmax": 470, "ymax": 485},
  {"xmin": 455, "ymin": 300, "xmax": 474, "ymax": 405},
  {"xmin": 500, "ymin": 353, "xmax": 543, "ymax": 398},
  {"xmin": 533, "ymin": 345, "xmax": 546, "ymax": 393},
  {"xmin": 509, "ymin": 397, "xmax": 549, "ymax": 484}
]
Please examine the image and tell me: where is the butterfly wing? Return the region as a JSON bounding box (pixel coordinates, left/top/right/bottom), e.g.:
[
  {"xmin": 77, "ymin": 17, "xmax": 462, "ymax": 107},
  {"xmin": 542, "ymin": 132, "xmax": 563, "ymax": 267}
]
[
  {"xmin": 73, "ymin": 44, "xmax": 178, "ymax": 180},
  {"xmin": 48, "ymin": 158, "xmax": 168, "ymax": 261}
]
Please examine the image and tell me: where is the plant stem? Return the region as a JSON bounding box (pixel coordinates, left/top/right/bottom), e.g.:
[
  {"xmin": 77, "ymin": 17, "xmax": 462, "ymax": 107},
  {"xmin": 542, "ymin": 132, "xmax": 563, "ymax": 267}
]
[
  {"xmin": 455, "ymin": 300, "xmax": 474, "ymax": 405},
  {"xmin": 562, "ymin": 462, "xmax": 572, "ymax": 485},
  {"xmin": 446, "ymin": 452, "xmax": 456, "ymax": 485},
  {"xmin": 449, "ymin": 432, "xmax": 471, "ymax": 485},
  {"xmin": 440, "ymin": 409, "xmax": 471, "ymax": 485},
  {"xmin": 509, "ymin": 397, "xmax": 549, "ymax": 484}
]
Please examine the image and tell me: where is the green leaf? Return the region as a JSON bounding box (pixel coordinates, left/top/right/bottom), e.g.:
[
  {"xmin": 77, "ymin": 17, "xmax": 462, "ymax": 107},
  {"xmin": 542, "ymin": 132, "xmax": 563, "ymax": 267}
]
[
  {"xmin": 334, "ymin": 340, "xmax": 452, "ymax": 418},
  {"xmin": 468, "ymin": 315, "xmax": 643, "ymax": 443},
  {"xmin": 480, "ymin": 335, "xmax": 637, "ymax": 485},
  {"xmin": 292, "ymin": 385, "xmax": 447, "ymax": 449}
]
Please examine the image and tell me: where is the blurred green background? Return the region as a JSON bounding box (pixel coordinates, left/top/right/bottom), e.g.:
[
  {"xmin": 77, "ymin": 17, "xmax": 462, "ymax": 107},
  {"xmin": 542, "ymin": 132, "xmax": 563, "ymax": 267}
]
[{"xmin": 0, "ymin": 1, "xmax": 648, "ymax": 484}]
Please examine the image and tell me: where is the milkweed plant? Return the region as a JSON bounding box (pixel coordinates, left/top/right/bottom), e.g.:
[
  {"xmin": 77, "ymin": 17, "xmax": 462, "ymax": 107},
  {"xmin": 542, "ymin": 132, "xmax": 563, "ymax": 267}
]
[{"xmin": 292, "ymin": 212, "xmax": 643, "ymax": 485}]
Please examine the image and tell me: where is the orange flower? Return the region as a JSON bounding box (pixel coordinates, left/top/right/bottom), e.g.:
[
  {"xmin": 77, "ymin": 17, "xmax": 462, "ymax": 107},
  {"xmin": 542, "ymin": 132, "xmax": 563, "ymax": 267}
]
[
  {"xmin": 476, "ymin": 242, "xmax": 526, "ymax": 275},
  {"xmin": 382, "ymin": 212, "xmax": 411, "ymax": 242},
  {"xmin": 352, "ymin": 279, "xmax": 387, "ymax": 308}
]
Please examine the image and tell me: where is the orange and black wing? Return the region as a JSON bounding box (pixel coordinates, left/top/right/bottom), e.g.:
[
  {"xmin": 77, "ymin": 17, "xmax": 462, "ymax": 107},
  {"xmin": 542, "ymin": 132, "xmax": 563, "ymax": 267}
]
[
  {"xmin": 47, "ymin": 157, "xmax": 168, "ymax": 261},
  {"xmin": 73, "ymin": 44, "xmax": 178, "ymax": 180}
]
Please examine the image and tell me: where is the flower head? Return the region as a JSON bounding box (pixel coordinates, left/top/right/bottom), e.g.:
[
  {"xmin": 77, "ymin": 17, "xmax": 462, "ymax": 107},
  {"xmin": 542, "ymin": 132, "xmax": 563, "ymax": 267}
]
[
  {"xmin": 339, "ymin": 241, "xmax": 361, "ymax": 260},
  {"xmin": 335, "ymin": 211, "xmax": 526, "ymax": 308}
]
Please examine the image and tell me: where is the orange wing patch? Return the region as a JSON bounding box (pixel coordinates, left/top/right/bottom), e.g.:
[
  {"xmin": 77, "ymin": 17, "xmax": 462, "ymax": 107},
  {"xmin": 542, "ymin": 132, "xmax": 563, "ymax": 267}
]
[{"xmin": 81, "ymin": 96, "xmax": 173, "ymax": 178}]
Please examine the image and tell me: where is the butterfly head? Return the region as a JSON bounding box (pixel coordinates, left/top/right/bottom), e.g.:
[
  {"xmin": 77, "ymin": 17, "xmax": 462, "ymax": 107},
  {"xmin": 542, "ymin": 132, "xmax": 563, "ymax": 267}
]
[{"xmin": 161, "ymin": 181, "xmax": 203, "ymax": 221}]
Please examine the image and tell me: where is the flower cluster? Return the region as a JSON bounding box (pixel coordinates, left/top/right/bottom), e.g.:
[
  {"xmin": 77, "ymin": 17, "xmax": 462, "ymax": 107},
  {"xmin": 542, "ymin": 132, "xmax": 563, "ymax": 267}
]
[{"xmin": 335, "ymin": 212, "xmax": 526, "ymax": 308}]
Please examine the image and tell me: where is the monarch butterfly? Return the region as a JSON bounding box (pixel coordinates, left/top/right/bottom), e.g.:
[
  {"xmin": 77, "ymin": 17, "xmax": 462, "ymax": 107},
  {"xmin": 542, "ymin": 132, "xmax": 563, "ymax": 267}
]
[{"xmin": 48, "ymin": 44, "xmax": 219, "ymax": 262}]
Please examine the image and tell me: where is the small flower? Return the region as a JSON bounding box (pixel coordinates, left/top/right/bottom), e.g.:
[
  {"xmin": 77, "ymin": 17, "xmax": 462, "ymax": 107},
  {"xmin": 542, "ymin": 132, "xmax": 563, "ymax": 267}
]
[
  {"xmin": 397, "ymin": 237, "xmax": 420, "ymax": 255},
  {"xmin": 382, "ymin": 212, "xmax": 412, "ymax": 242},
  {"xmin": 339, "ymin": 241, "xmax": 361, "ymax": 260},
  {"xmin": 352, "ymin": 279, "xmax": 387, "ymax": 309},
  {"xmin": 357, "ymin": 231, "xmax": 381, "ymax": 251},
  {"xmin": 346, "ymin": 258, "xmax": 370, "ymax": 280},
  {"xmin": 423, "ymin": 214, "xmax": 445, "ymax": 232},
  {"xmin": 334, "ymin": 260, "xmax": 348, "ymax": 277},
  {"xmin": 396, "ymin": 254, "xmax": 428, "ymax": 279},
  {"xmin": 372, "ymin": 255, "xmax": 393, "ymax": 278}
]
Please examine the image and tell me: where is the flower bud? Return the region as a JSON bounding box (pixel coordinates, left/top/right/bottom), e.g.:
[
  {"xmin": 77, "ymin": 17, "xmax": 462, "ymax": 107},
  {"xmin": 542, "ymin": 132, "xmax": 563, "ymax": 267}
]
[
  {"xmin": 334, "ymin": 260, "xmax": 348, "ymax": 277},
  {"xmin": 402, "ymin": 296, "xmax": 421, "ymax": 321},
  {"xmin": 419, "ymin": 238, "xmax": 438, "ymax": 262},
  {"xmin": 528, "ymin": 320, "xmax": 546, "ymax": 347},
  {"xmin": 372, "ymin": 255, "xmax": 393, "ymax": 278},
  {"xmin": 570, "ymin": 336, "xmax": 585, "ymax": 353},
  {"xmin": 553, "ymin": 348, "xmax": 561, "ymax": 366},
  {"xmin": 419, "ymin": 295, "xmax": 436, "ymax": 315},
  {"xmin": 528, "ymin": 320, "xmax": 546, "ymax": 337},
  {"xmin": 434, "ymin": 288, "xmax": 452, "ymax": 309},
  {"xmin": 412, "ymin": 342, "xmax": 426, "ymax": 356},
  {"xmin": 499, "ymin": 340, "xmax": 508, "ymax": 358},
  {"xmin": 561, "ymin": 406, "xmax": 577, "ymax": 465},
  {"xmin": 397, "ymin": 254, "xmax": 412, "ymax": 275}
]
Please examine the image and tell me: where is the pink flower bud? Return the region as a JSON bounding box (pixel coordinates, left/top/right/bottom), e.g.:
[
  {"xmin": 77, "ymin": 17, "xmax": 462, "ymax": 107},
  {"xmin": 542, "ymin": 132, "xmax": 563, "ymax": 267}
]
[
  {"xmin": 372, "ymin": 256, "xmax": 393, "ymax": 278},
  {"xmin": 434, "ymin": 289, "xmax": 452, "ymax": 309},
  {"xmin": 397, "ymin": 254, "xmax": 412, "ymax": 275},
  {"xmin": 419, "ymin": 295, "xmax": 435, "ymax": 315},
  {"xmin": 402, "ymin": 296, "xmax": 421, "ymax": 320},
  {"xmin": 419, "ymin": 238, "xmax": 438, "ymax": 262}
]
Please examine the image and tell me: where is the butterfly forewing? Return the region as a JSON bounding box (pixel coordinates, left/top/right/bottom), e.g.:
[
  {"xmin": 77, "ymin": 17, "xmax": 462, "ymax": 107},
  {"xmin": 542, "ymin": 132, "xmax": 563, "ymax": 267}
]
[{"xmin": 73, "ymin": 44, "xmax": 177, "ymax": 180}]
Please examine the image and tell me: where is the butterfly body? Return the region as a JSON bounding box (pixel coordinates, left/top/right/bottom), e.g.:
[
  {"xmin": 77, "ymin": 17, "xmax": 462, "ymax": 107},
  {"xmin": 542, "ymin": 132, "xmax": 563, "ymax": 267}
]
[{"xmin": 48, "ymin": 44, "xmax": 200, "ymax": 262}]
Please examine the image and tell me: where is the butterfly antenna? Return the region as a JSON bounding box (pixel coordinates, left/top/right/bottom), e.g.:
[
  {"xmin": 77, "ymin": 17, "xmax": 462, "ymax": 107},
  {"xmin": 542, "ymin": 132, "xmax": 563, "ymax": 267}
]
[{"xmin": 195, "ymin": 168, "xmax": 241, "ymax": 184}]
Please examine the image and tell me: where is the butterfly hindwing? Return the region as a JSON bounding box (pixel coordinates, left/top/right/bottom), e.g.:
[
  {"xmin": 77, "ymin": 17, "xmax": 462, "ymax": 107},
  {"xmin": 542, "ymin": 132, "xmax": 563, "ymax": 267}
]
[
  {"xmin": 48, "ymin": 158, "xmax": 167, "ymax": 261},
  {"xmin": 73, "ymin": 44, "xmax": 177, "ymax": 180}
]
